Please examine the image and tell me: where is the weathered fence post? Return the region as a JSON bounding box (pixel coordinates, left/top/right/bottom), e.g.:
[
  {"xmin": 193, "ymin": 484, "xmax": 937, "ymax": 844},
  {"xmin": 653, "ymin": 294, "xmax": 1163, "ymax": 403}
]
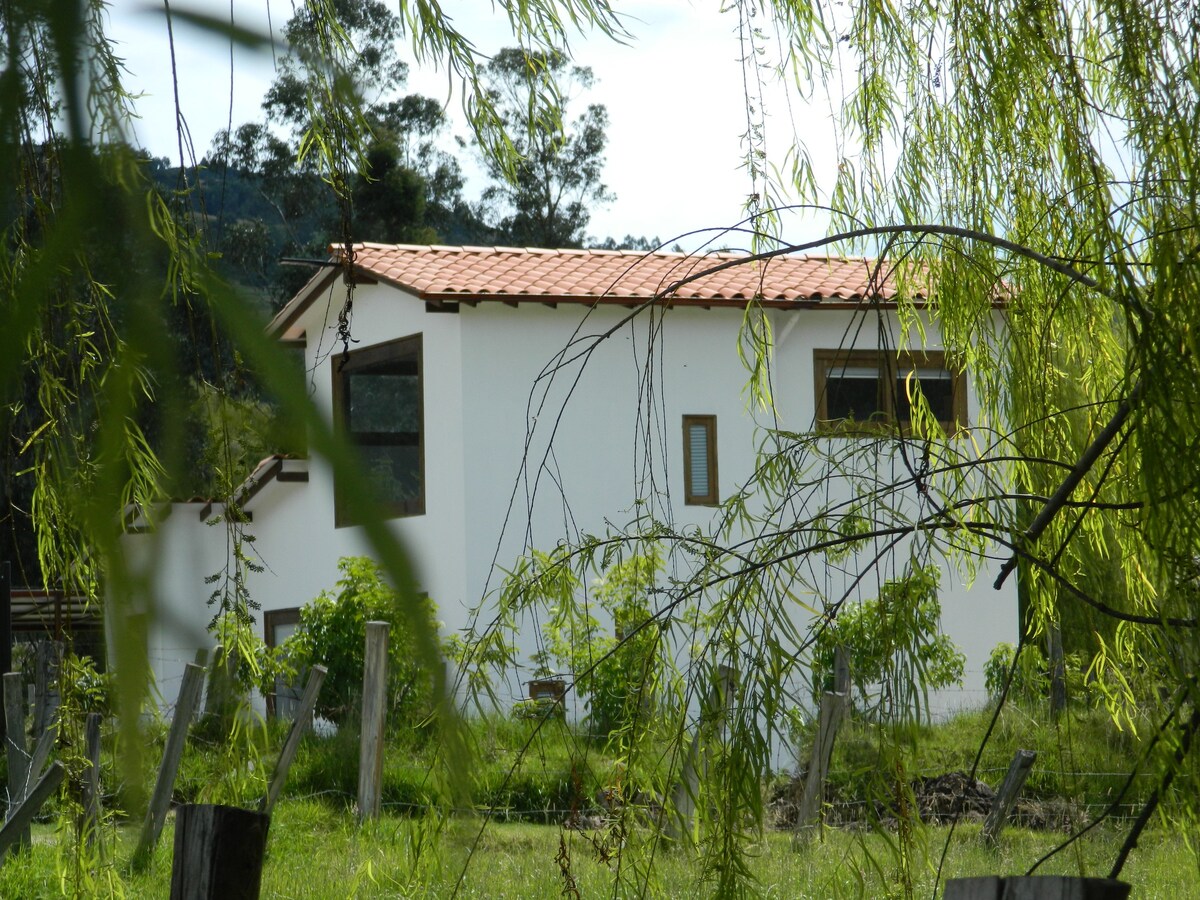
[
  {"xmin": 982, "ymin": 749, "xmax": 1037, "ymax": 846},
  {"xmin": 944, "ymin": 875, "xmax": 1130, "ymax": 899},
  {"xmin": 3, "ymin": 671, "xmax": 29, "ymax": 851},
  {"xmin": 1046, "ymin": 626, "xmax": 1066, "ymax": 719},
  {"xmin": 260, "ymin": 665, "xmax": 327, "ymax": 816},
  {"xmin": 833, "ymin": 646, "xmax": 851, "ymax": 695},
  {"xmin": 203, "ymin": 645, "xmax": 240, "ymax": 731},
  {"xmin": 0, "ymin": 761, "xmax": 65, "ymax": 863},
  {"xmin": 82, "ymin": 712, "xmax": 103, "ymax": 847},
  {"xmin": 31, "ymin": 640, "xmax": 61, "ymax": 740},
  {"xmin": 133, "ymin": 662, "xmax": 205, "ymax": 869},
  {"xmin": 668, "ymin": 664, "xmax": 737, "ymax": 841},
  {"xmin": 26, "ymin": 722, "xmax": 56, "ymax": 792},
  {"xmin": 358, "ymin": 622, "xmax": 389, "ymax": 822},
  {"xmin": 794, "ymin": 690, "xmax": 848, "ymax": 843},
  {"xmin": 169, "ymin": 803, "xmax": 269, "ymax": 900}
]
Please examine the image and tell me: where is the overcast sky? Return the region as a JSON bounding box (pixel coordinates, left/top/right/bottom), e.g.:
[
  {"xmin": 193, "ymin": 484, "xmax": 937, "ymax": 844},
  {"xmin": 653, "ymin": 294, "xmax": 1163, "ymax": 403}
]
[{"xmin": 107, "ymin": 1, "xmax": 838, "ymax": 251}]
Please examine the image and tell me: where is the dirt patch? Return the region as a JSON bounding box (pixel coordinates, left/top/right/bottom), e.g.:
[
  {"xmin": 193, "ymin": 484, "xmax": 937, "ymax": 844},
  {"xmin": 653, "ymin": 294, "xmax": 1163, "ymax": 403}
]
[{"xmin": 768, "ymin": 770, "xmax": 1082, "ymax": 832}]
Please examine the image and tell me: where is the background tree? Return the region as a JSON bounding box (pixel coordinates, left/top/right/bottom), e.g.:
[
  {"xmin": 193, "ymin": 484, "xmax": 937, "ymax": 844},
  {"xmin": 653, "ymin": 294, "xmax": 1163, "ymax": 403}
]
[
  {"xmin": 476, "ymin": 47, "xmax": 613, "ymax": 247},
  {"xmin": 204, "ymin": 0, "xmax": 483, "ymax": 305}
]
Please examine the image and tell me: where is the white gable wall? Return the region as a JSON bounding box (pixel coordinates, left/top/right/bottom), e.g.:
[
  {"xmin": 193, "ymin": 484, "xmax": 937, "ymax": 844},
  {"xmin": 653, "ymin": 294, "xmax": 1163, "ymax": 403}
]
[{"xmin": 125, "ymin": 281, "xmax": 1017, "ymax": 713}]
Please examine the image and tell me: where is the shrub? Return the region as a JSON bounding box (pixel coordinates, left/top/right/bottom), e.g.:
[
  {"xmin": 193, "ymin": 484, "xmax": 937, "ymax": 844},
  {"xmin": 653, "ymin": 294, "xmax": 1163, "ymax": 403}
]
[
  {"xmin": 508, "ymin": 545, "xmax": 671, "ymax": 742},
  {"xmin": 280, "ymin": 556, "xmax": 438, "ymax": 728},
  {"xmin": 983, "ymin": 640, "xmax": 1095, "ymax": 706},
  {"xmin": 811, "ymin": 564, "xmax": 965, "ymax": 722}
]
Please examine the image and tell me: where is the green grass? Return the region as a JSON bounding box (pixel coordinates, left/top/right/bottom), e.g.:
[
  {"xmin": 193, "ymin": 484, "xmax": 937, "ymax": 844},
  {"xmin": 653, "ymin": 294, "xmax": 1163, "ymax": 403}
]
[
  {"xmin": 1, "ymin": 705, "xmax": 1194, "ymax": 897},
  {"xmin": 2, "ymin": 802, "xmax": 1194, "ymax": 898},
  {"xmin": 282, "ymin": 713, "xmax": 621, "ymax": 822},
  {"xmin": 824, "ymin": 704, "xmax": 1162, "ymax": 820}
]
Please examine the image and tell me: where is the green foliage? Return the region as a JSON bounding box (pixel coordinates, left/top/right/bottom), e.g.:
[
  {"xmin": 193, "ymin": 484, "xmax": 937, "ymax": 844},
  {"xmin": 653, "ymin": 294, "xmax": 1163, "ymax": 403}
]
[
  {"xmin": 503, "ymin": 545, "xmax": 672, "ymax": 742},
  {"xmin": 476, "ymin": 48, "xmax": 613, "ymax": 247},
  {"xmin": 811, "ymin": 564, "xmax": 966, "ymax": 722},
  {"xmin": 281, "ymin": 556, "xmax": 438, "ymax": 728},
  {"xmin": 984, "ymin": 641, "xmax": 1096, "ymax": 708},
  {"xmin": 180, "ymin": 378, "xmax": 304, "ymax": 499}
]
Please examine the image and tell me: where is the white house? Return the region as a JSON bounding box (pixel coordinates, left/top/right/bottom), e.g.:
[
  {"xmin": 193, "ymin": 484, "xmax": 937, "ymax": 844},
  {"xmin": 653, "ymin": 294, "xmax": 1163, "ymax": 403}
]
[{"xmin": 122, "ymin": 244, "xmax": 1018, "ymax": 713}]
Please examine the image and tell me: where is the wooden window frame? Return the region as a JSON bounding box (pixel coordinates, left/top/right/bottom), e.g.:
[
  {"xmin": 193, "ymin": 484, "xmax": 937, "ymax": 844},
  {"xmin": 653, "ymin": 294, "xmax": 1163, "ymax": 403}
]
[
  {"xmin": 331, "ymin": 334, "xmax": 425, "ymax": 527},
  {"xmin": 682, "ymin": 414, "xmax": 719, "ymax": 506},
  {"xmin": 814, "ymin": 349, "xmax": 967, "ymax": 434}
]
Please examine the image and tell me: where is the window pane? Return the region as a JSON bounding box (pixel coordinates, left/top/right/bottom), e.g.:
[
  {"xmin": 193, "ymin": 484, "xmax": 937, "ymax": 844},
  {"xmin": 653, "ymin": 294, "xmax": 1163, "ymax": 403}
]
[
  {"xmin": 360, "ymin": 444, "xmax": 422, "ymax": 505},
  {"xmin": 825, "ymin": 366, "xmax": 883, "ymax": 421},
  {"xmin": 897, "ymin": 367, "xmax": 955, "ymax": 423},
  {"xmin": 347, "ymin": 371, "xmax": 420, "ymax": 434},
  {"xmin": 688, "ymin": 423, "xmax": 710, "ymax": 497}
]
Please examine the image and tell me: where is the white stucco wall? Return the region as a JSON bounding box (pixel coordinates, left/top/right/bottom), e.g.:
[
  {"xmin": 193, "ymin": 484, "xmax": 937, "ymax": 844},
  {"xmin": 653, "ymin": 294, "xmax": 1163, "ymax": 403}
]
[{"xmin": 122, "ymin": 282, "xmax": 1017, "ymax": 716}]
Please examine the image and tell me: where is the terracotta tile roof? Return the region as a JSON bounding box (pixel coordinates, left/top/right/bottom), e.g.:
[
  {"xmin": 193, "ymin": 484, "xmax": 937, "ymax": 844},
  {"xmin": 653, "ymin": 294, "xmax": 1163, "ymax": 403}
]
[
  {"xmin": 270, "ymin": 244, "xmax": 931, "ymax": 338},
  {"xmin": 348, "ymin": 243, "xmax": 922, "ymax": 305}
]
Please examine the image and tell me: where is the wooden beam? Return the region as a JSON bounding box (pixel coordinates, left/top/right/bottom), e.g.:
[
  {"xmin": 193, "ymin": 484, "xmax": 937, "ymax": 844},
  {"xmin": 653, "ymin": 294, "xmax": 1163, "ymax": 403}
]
[
  {"xmin": 982, "ymin": 749, "xmax": 1036, "ymax": 846},
  {"xmin": 261, "ymin": 665, "xmax": 327, "ymax": 816},
  {"xmin": 357, "ymin": 623, "xmax": 389, "ymax": 822},
  {"xmin": 0, "ymin": 762, "xmax": 64, "ymax": 863},
  {"xmin": 3, "ymin": 672, "xmax": 28, "ymax": 852},
  {"xmin": 133, "ymin": 663, "xmax": 206, "ymax": 869},
  {"xmin": 794, "ymin": 691, "xmax": 848, "ymax": 843}
]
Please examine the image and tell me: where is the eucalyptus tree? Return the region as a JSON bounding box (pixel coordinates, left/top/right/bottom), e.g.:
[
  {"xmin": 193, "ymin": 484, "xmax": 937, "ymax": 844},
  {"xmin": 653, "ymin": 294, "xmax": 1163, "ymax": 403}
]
[{"xmin": 475, "ymin": 47, "xmax": 614, "ymax": 247}]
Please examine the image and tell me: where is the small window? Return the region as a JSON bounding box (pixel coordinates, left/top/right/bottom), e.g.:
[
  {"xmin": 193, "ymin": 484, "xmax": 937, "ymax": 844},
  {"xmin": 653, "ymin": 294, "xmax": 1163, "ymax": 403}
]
[
  {"xmin": 332, "ymin": 334, "xmax": 424, "ymax": 526},
  {"xmin": 815, "ymin": 349, "xmax": 966, "ymax": 433},
  {"xmin": 683, "ymin": 415, "xmax": 718, "ymax": 505}
]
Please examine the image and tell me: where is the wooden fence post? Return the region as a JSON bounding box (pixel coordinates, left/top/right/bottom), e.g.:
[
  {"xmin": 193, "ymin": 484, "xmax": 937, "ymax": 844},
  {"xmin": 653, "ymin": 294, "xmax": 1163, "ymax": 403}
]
[
  {"xmin": 24, "ymin": 722, "xmax": 56, "ymax": 797},
  {"xmin": 358, "ymin": 622, "xmax": 389, "ymax": 822},
  {"xmin": 0, "ymin": 761, "xmax": 65, "ymax": 863},
  {"xmin": 833, "ymin": 646, "xmax": 851, "ymax": 696},
  {"xmin": 133, "ymin": 662, "xmax": 205, "ymax": 869},
  {"xmin": 203, "ymin": 645, "xmax": 240, "ymax": 731},
  {"xmin": 667, "ymin": 664, "xmax": 737, "ymax": 841},
  {"xmin": 1046, "ymin": 626, "xmax": 1066, "ymax": 719},
  {"xmin": 983, "ymin": 749, "xmax": 1037, "ymax": 846},
  {"xmin": 31, "ymin": 640, "xmax": 60, "ymax": 740},
  {"xmin": 82, "ymin": 712, "xmax": 102, "ymax": 847},
  {"xmin": 0, "ymin": 563, "xmax": 10, "ymax": 745},
  {"xmin": 3, "ymin": 671, "xmax": 28, "ymax": 851},
  {"xmin": 260, "ymin": 665, "xmax": 327, "ymax": 816},
  {"xmin": 794, "ymin": 690, "xmax": 848, "ymax": 843},
  {"xmin": 169, "ymin": 803, "xmax": 269, "ymax": 900}
]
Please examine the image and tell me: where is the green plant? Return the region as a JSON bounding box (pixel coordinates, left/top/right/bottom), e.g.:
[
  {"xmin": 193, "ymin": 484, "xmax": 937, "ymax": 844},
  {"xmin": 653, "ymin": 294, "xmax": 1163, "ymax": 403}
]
[
  {"xmin": 505, "ymin": 545, "xmax": 671, "ymax": 742},
  {"xmin": 280, "ymin": 556, "xmax": 438, "ymax": 728},
  {"xmin": 811, "ymin": 564, "xmax": 965, "ymax": 723},
  {"xmin": 984, "ymin": 641, "xmax": 1095, "ymax": 707}
]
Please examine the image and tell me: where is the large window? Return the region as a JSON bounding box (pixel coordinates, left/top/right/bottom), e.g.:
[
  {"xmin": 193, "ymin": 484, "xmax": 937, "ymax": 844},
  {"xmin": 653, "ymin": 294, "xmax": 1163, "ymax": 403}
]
[
  {"xmin": 683, "ymin": 415, "xmax": 719, "ymax": 505},
  {"xmin": 814, "ymin": 349, "xmax": 966, "ymax": 433},
  {"xmin": 333, "ymin": 334, "xmax": 424, "ymax": 525}
]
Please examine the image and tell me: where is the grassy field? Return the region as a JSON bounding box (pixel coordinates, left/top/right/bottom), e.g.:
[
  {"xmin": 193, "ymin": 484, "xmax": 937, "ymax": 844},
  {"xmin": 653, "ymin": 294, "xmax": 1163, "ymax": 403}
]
[
  {"xmin": 0, "ymin": 706, "xmax": 1194, "ymax": 897},
  {"xmin": 0, "ymin": 801, "xmax": 1194, "ymax": 898}
]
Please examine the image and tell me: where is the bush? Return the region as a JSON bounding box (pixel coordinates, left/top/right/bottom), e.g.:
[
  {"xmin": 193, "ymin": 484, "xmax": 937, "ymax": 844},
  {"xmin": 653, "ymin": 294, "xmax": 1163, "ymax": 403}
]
[
  {"xmin": 811, "ymin": 564, "xmax": 965, "ymax": 722},
  {"xmin": 983, "ymin": 640, "xmax": 1095, "ymax": 706},
  {"xmin": 507, "ymin": 545, "xmax": 671, "ymax": 742},
  {"xmin": 280, "ymin": 556, "xmax": 438, "ymax": 728}
]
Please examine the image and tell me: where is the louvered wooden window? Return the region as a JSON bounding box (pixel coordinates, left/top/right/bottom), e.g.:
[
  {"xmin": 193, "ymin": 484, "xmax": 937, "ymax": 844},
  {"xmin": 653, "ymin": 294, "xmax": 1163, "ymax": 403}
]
[{"xmin": 683, "ymin": 415, "xmax": 718, "ymax": 506}]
